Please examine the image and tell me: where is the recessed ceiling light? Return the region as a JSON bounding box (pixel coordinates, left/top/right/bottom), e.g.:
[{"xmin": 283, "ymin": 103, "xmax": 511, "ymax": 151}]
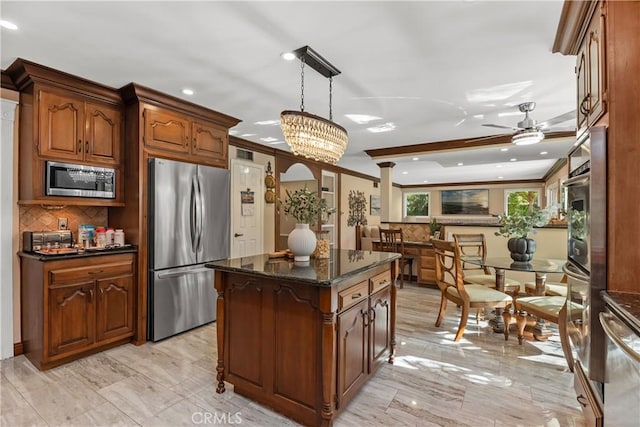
[
  {"xmin": 496, "ymin": 165, "xmax": 503, "ymax": 168},
  {"xmin": 241, "ymin": 133, "xmax": 256, "ymax": 137},
  {"xmin": 500, "ymin": 148, "xmax": 509, "ymax": 152},
  {"xmin": 345, "ymin": 114, "xmax": 381, "ymax": 124},
  {"xmin": 540, "ymin": 151, "xmax": 548, "ymax": 155},
  {"xmin": 497, "ymin": 176, "xmax": 504, "ymax": 179},
  {"xmin": 473, "ymin": 114, "xmax": 484, "ymax": 119},
  {"xmin": 412, "ymin": 157, "xmax": 419, "ymax": 161},
  {"xmin": 255, "ymin": 120, "xmax": 280, "ymax": 126},
  {"xmin": 181, "ymin": 88, "xmax": 194, "ymax": 96},
  {"xmin": 423, "ymin": 180, "xmax": 429, "ymax": 183},
  {"xmin": 510, "ymin": 158, "xmax": 517, "ymax": 162},
  {"xmin": 267, "ymin": 141, "xmax": 285, "ymax": 145},
  {"xmin": 228, "ymin": 130, "xmax": 238, "ymax": 135},
  {"xmin": 366, "ymin": 122, "xmax": 396, "ymax": 133},
  {"xmin": 402, "ymin": 171, "xmax": 408, "ymax": 175},
  {"xmin": 457, "ymin": 162, "xmax": 464, "ymax": 166},
  {"xmin": 0, "ymin": 20, "xmax": 18, "ymax": 30},
  {"xmin": 260, "ymin": 137, "xmax": 278, "ymax": 142},
  {"xmin": 281, "ymin": 52, "xmax": 296, "ymax": 61}
]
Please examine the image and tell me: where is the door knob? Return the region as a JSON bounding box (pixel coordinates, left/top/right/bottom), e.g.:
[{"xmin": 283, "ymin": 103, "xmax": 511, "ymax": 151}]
[{"xmin": 234, "ymin": 233, "xmax": 244, "ymax": 237}]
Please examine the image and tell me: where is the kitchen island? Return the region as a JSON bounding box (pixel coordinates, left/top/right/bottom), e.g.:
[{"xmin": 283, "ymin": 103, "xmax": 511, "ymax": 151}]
[{"xmin": 205, "ymin": 249, "xmax": 399, "ymax": 427}]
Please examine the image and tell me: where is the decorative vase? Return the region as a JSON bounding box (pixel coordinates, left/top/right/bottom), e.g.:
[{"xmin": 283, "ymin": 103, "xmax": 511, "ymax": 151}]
[
  {"xmin": 288, "ymin": 224, "xmax": 317, "ymax": 262},
  {"xmin": 507, "ymin": 237, "xmax": 536, "ymax": 262}
]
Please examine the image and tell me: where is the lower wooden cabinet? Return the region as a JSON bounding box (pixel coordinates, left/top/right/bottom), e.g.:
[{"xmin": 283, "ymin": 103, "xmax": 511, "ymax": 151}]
[
  {"xmin": 573, "ymin": 361, "xmax": 603, "ymax": 427},
  {"xmin": 418, "ymin": 246, "xmax": 436, "ymax": 284},
  {"xmin": 21, "ymin": 252, "xmax": 136, "ymax": 370}
]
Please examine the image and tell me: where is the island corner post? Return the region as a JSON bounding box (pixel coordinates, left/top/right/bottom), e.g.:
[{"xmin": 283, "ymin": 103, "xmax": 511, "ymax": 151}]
[{"xmin": 208, "ymin": 251, "xmax": 398, "ymax": 426}]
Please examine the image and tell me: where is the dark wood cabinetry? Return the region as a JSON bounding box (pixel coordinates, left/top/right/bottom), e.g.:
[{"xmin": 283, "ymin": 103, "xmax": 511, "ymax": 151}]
[
  {"xmin": 20, "ymin": 252, "xmax": 136, "ymax": 370},
  {"xmin": 214, "ymin": 254, "xmax": 397, "ymax": 426},
  {"xmin": 6, "ymin": 59, "xmax": 124, "ymax": 206},
  {"xmin": 575, "ymin": 3, "xmax": 606, "ymax": 136}
]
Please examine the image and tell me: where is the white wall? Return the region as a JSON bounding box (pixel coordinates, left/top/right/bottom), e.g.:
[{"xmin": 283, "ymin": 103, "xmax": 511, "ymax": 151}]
[{"xmin": 0, "ymin": 96, "xmax": 18, "ymax": 359}]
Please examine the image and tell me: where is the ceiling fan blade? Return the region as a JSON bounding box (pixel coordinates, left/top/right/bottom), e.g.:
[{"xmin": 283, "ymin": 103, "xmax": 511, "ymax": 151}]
[
  {"xmin": 482, "ymin": 123, "xmax": 520, "ymax": 131},
  {"xmin": 464, "ymin": 133, "xmax": 511, "ymax": 144},
  {"xmin": 538, "ymin": 109, "xmax": 576, "ymax": 128}
]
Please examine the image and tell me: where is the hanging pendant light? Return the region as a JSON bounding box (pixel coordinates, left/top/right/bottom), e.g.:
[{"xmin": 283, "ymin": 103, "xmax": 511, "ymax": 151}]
[{"xmin": 280, "ymin": 46, "xmax": 348, "ymax": 165}]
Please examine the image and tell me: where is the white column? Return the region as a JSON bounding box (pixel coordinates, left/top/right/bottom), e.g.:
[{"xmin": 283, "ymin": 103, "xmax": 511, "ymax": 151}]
[
  {"xmin": 377, "ymin": 162, "xmax": 395, "ymax": 223},
  {"xmin": 0, "ymin": 98, "xmax": 17, "ymax": 359}
]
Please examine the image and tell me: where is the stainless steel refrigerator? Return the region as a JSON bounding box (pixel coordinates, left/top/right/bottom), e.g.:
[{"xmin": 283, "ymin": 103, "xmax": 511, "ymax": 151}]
[{"xmin": 147, "ymin": 158, "xmax": 230, "ymax": 341}]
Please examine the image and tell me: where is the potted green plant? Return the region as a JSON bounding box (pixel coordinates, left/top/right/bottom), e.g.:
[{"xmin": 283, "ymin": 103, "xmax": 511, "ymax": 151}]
[
  {"xmin": 429, "ymin": 217, "xmax": 440, "ymax": 238},
  {"xmin": 495, "ymin": 206, "xmax": 551, "ymax": 262},
  {"xmin": 281, "ymin": 185, "xmax": 328, "ymax": 261}
]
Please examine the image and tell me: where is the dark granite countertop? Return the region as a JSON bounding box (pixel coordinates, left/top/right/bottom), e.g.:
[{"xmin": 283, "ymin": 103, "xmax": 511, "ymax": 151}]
[
  {"xmin": 18, "ymin": 245, "xmax": 137, "ymax": 261},
  {"xmin": 602, "ymin": 291, "xmax": 640, "ymax": 335},
  {"xmin": 205, "ymin": 249, "xmax": 400, "ymax": 287}
]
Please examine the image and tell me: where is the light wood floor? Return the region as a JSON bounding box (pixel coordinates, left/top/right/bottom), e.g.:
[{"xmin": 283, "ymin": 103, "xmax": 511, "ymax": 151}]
[{"xmin": 1, "ymin": 283, "xmax": 586, "ymax": 426}]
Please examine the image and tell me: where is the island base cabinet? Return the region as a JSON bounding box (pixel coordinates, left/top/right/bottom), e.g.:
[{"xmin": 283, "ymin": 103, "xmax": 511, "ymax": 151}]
[
  {"xmin": 215, "ymin": 261, "xmax": 396, "ymax": 427},
  {"xmin": 20, "ymin": 253, "xmax": 136, "ymax": 370}
]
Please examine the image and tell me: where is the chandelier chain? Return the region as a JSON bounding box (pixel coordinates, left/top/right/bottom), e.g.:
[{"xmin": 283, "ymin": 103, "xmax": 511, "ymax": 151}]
[
  {"xmin": 329, "ymin": 77, "xmax": 333, "ymax": 121},
  {"xmin": 300, "ymin": 56, "xmax": 305, "ymax": 112}
]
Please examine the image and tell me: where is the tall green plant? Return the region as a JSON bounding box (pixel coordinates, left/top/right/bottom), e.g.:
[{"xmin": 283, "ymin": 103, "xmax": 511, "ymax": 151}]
[{"xmin": 495, "ymin": 205, "xmax": 551, "ymax": 238}]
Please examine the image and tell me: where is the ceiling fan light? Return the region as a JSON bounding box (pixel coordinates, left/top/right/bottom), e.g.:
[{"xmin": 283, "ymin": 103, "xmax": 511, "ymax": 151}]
[{"xmin": 512, "ymin": 130, "xmax": 545, "ymax": 145}]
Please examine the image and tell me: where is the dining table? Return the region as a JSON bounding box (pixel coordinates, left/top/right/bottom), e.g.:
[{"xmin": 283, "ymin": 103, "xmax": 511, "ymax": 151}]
[{"xmin": 461, "ymin": 256, "xmax": 566, "ymax": 335}]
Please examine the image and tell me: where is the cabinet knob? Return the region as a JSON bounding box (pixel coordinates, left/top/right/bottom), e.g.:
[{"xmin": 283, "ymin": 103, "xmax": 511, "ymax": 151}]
[
  {"xmin": 77, "ymin": 139, "xmax": 82, "ymax": 153},
  {"xmin": 85, "ymin": 140, "xmax": 89, "ymax": 153}
]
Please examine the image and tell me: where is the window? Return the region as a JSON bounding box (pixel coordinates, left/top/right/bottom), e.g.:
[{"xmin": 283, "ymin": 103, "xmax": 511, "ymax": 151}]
[
  {"xmin": 404, "ymin": 192, "xmax": 430, "ymax": 217},
  {"xmin": 504, "ymin": 189, "xmax": 540, "ymax": 216}
]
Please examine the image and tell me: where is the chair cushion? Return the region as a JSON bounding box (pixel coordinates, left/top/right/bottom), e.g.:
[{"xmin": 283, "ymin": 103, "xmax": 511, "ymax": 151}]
[
  {"xmin": 370, "ymin": 226, "xmax": 380, "ymax": 238},
  {"xmin": 464, "ymin": 274, "xmax": 521, "ymax": 288},
  {"xmin": 362, "ymin": 225, "xmax": 372, "ymax": 237},
  {"xmin": 446, "ymin": 284, "xmax": 512, "ymax": 303},
  {"xmin": 515, "ymin": 295, "xmax": 582, "ymax": 318},
  {"xmin": 524, "ymin": 282, "xmax": 568, "ymax": 297}
]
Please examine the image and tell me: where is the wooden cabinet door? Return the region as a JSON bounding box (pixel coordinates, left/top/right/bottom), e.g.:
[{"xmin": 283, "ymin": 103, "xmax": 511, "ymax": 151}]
[
  {"xmin": 38, "ymin": 90, "xmax": 84, "ymax": 161},
  {"xmin": 337, "ymin": 299, "xmax": 368, "ymax": 406},
  {"xmin": 192, "ymin": 121, "xmax": 228, "ymax": 165},
  {"xmin": 48, "ymin": 282, "xmax": 95, "ymax": 356},
  {"xmin": 143, "ymin": 108, "xmax": 191, "ymax": 154},
  {"xmin": 369, "ymin": 285, "xmax": 391, "ymax": 373},
  {"xmin": 576, "ymin": 46, "xmax": 589, "ymax": 135},
  {"xmin": 85, "ymin": 101, "xmax": 121, "ymax": 165},
  {"xmin": 586, "ymin": 8, "xmax": 606, "ymax": 127},
  {"xmin": 96, "ymin": 275, "xmax": 134, "ymax": 342}
]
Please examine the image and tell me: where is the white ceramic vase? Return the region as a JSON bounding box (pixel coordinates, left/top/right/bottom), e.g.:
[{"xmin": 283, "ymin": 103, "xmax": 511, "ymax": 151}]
[{"xmin": 288, "ymin": 223, "xmax": 317, "ymax": 262}]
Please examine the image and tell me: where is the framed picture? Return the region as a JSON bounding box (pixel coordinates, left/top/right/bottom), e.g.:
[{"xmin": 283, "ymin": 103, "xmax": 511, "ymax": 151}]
[
  {"xmin": 370, "ymin": 195, "xmax": 381, "ymax": 215},
  {"xmin": 441, "ymin": 189, "xmax": 489, "ymax": 215}
]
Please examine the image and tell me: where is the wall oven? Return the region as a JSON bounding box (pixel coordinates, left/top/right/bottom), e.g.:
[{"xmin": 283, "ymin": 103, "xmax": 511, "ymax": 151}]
[
  {"xmin": 45, "ymin": 161, "xmax": 116, "ymax": 199},
  {"xmin": 564, "ymin": 126, "xmax": 607, "ymax": 386}
]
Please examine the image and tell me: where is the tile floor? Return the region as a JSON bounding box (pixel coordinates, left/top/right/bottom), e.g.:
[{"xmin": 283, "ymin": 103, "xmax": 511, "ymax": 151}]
[{"xmin": 1, "ymin": 283, "xmax": 586, "ymax": 426}]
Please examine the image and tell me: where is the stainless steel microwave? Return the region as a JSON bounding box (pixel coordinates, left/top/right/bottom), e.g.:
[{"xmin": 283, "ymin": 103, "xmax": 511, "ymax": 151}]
[{"xmin": 45, "ymin": 161, "xmax": 116, "ymax": 199}]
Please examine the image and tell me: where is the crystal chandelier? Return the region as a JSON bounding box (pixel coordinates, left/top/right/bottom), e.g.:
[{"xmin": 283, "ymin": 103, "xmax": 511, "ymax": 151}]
[{"xmin": 281, "ymin": 46, "xmax": 348, "ymax": 165}]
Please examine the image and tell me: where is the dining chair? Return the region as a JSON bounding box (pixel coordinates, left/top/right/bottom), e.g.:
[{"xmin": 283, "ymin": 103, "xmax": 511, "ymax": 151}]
[
  {"xmin": 503, "ymin": 295, "xmax": 580, "ymax": 372},
  {"xmin": 432, "ymin": 239, "xmax": 512, "ymax": 342},
  {"xmin": 379, "ymin": 228, "xmax": 413, "ymax": 289},
  {"xmin": 453, "ymin": 233, "xmax": 522, "ymax": 294}
]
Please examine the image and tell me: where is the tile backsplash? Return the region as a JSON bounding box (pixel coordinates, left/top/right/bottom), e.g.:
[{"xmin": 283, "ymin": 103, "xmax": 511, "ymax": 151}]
[{"xmin": 19, "ymin": 205, "xmax": 108, "ymax": 246}]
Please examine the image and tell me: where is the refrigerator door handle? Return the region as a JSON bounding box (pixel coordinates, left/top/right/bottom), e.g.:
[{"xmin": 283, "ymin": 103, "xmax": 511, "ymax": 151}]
[
  {"xmin": 190, "ymin": 176, "xmax": 198, "ymax": 253},
  {"xmin": 195, "ymin": 174, "xmax": 204, "ymax": 253}
]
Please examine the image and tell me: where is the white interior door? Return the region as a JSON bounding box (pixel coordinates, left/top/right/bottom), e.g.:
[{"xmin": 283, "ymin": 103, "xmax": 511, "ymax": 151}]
[{"xmin": 231, "ymin": 159, "xmax": 264, "ymax": 258}]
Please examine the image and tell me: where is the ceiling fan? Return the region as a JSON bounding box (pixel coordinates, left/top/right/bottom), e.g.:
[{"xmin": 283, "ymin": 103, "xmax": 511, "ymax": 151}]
[{"xmin": 482, "ymin": 102, "xmax": 576, "ymax": 145}]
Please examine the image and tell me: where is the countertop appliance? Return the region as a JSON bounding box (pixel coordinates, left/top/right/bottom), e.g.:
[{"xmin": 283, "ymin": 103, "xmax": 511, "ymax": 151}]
[
  {"xmin": 147, "ymin": 158, "xmax": 230, "ymax": 341},
  {"xmin": 23, "ymin": 230, "xmax": 72, "ymax": 252},
  {"xmin": 564, "ymin": 126, "xmax": 607, "ymax": 387},
  {"xmin": 46, "ymin": 161, "xmax": 116, "ymax": 199},
  {"xmin": 600, "ymin": 292, "xmax": 640, "ymax": 427}
]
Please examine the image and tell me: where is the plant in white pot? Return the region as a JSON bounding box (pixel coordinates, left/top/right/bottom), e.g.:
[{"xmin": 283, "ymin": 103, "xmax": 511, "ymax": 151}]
[
  {"xmin": 495, "ymin": 206, "xmax": 551, "ymax": 262},
  {"xmin": 281, "ymin": 185, "xmax": 328, "ymax": 262}
]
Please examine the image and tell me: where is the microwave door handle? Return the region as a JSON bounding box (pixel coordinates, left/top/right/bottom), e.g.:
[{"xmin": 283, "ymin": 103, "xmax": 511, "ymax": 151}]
[
  {"xmin": 190, "ymin": 176, "xmax": 198, "ymax": 253},
  {"xmin": 564, "ymin": 173, "xmax": 591, "ymax": 187},
  {"xmin": 599, "ymin": 312, "xmax": 640, "ymax": 363}
]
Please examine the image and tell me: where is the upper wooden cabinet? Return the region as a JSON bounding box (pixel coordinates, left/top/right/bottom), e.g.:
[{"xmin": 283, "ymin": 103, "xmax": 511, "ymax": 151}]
[
  {"xmin": 122, "ymin": 83, "xmax": 239, "ymax": 169},
  {"xmin": 38, "ymin": 89, "xmax": 121, "ymax": 165},
  {"xmin": 5, "ymin": 59, "xmax": 125, "ymax": 206}
]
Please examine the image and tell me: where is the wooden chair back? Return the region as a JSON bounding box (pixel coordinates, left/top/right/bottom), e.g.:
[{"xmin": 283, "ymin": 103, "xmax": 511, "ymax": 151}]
[
  {"xmin": 432, "ymin": 239, "xmax": 468, "ymax": 299},
  {"xmin": 379, "ymin": 228, "xmax": 404, "ymax": 254},
  {"xmin": 453, "ymin": 233, "xmax": 491, "ymax": 275}
]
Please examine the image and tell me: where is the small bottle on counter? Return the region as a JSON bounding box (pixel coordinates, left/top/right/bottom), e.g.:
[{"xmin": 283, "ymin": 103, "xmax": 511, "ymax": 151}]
[
  {"xmin": 106, "ymin": 228, "xmax": 114, "ymax": 246},
  {"xmin": 114, "ymin": 229, "xmax": 125, "ymax": 246},
  {"xmin": 96, "ymin": 227, "xmax": 107, "ymax": 248}
]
